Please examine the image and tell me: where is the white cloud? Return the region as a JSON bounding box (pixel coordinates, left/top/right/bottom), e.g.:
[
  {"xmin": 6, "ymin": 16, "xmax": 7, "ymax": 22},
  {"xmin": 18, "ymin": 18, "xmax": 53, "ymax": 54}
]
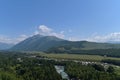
[
  {"xmin": 15, "ymin": 35, "xmax": 28, "ymax": 43},
  {"xmin": 0, "ymin": 35, "xmax": 28, "ymax": 44},
  {"xmin": 38, "ymin": 25, "xmax": 52, "ymax": 33},
  {"xmin": 35, "ymin": 25, "xmax": 65, "ymax": 39},
  {"xmin": 0, "ymin": 35, "xmax": 12, "ymax": 44},
  {"xmin": 86, "ymin": 32, "xmax": 120, "ymax": 42},
  {"xmin": 67, "ymin": 32, "xmax": 120, "ymax": 42}
]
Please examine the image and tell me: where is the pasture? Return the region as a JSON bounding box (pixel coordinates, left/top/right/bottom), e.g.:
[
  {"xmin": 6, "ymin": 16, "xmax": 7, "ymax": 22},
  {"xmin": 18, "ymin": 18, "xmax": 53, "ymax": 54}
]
[{"xmin": 37, "ymin": 53, "xmax": 120, "ymax": 61}]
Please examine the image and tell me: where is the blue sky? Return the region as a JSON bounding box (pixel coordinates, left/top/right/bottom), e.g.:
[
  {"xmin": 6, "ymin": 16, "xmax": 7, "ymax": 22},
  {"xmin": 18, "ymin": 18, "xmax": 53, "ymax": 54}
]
[{"xmin": 0, "ymin": 0, "xmax": 120, "ymax": 44}]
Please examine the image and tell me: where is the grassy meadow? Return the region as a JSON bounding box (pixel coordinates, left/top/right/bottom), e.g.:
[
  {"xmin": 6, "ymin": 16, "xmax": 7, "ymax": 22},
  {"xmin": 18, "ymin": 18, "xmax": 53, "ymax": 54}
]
[{"xmin": 35, "ymin": 53, "xmax": 120, "ymax": 61}]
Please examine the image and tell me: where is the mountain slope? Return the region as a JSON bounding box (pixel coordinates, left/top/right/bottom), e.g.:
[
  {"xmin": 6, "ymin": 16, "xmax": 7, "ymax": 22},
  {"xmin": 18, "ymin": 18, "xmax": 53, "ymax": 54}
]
[
  {"xmin": 11, "ymin": 35, "xmax": 66, "ymax": 51},
  {"xmin": 0, "ymin": 42, "xmax": 14, "ymax": 50},
  {"xmin": 11, "ymin": 35, "xmax": 120, "ymax": 51}
]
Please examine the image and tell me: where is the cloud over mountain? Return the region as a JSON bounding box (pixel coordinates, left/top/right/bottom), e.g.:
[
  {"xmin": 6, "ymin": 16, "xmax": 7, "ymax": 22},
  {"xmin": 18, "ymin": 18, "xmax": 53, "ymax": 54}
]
[
  {"xmin": 0, "ymin": 25, "xmax": 65, "ymax": 44},
  {"xmin": 34, "ymin": 25, "xmax": 65, "ymax": 39}
]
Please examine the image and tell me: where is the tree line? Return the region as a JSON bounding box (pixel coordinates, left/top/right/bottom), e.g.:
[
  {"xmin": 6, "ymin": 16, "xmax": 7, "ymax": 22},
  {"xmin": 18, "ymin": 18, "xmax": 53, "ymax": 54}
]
[{"xmin": 47, "ymin": 48, "xmax": 120, "ymax": 57}]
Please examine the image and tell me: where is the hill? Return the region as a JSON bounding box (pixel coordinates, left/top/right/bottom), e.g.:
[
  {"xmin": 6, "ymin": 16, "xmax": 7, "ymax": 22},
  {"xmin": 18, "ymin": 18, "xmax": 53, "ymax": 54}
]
[
  {"xmin": 11, "ymin": 34, "xmax": 120, "ymax": 52},
  {"xmin": 11, "ymin": 35, "xmax": 66, "ymax": 51}
]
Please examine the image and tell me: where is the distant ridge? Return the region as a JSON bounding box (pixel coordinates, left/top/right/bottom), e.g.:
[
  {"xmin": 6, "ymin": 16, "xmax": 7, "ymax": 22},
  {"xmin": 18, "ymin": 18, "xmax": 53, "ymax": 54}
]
[
  {"xmin": 0, "ymin": 42, "xmax": 14, "ymax": 50},
  {"xmin": 10, "ymin": 34, "xmax": 120, "ymax": 51}
]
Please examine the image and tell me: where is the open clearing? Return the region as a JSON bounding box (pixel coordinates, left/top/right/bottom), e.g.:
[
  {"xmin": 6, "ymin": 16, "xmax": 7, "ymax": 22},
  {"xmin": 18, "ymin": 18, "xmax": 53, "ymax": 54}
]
[{"xmin": 37, "ymin": 53, "xmax": 120, "ymax": 61}]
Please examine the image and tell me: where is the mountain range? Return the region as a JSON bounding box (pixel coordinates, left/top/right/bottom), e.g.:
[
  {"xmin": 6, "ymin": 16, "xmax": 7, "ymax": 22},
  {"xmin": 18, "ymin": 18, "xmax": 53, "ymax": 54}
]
[
  {"xmin": 0, "ymin": 42, "xmax": 14, "ymax": 50},
  {"xmin": 10, "ymin": 34, "xmax": 120, "ymax": 52}
]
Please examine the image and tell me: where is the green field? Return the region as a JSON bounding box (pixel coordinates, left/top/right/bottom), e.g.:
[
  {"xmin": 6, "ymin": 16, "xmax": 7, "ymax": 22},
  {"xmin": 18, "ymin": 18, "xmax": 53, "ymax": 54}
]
[{"xmin": 37, "ymin": 53, "xmax": 120, "ymax": 61}]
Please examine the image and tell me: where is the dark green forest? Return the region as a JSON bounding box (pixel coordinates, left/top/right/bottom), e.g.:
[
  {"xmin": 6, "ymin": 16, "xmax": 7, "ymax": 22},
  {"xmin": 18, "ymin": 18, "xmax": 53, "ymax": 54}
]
[
  {"xmin": 102, "ymin": 59, "xmax": 120, "ymax": 66},
  {"xmin": 47, "ymin": 48, "xmax": 120, "ymax": 57},
  {"xmin": 0, "ymin": 51, "xmax": 119, "ymax": 80},
  {"xmin": 0, "ymin": 52, "xmax": 61, "ymax": 80},
  {"xmin": 65, "ymin": 63, "xmax": 120, "ymax": 80}
]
